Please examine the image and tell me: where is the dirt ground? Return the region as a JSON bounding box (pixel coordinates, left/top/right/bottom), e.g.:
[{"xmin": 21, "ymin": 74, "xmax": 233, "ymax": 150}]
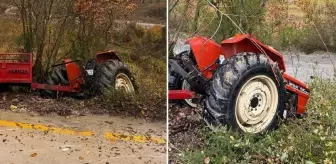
[
  {"xmin": 0, "ymin": 92, "xmax": 167, "ymax": 164},
  {"xmin": 0, "ymin": 91, "xmax": 165, "ymax": 121},
  {"xmin": 168, "ymin": 105, "xmax": 205, "ymax": 163}
]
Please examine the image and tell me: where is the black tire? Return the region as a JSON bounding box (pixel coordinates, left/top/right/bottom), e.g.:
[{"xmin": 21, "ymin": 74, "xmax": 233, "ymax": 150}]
[
  {"xmin": 93, "ymin": 59, "xmax": 137, "ymax": 94},
  {"xmin": 41, "ymin": 68, "xmax": 69, "ymax": 98},
  {"xmin": 168, "ymin": 64, "xmax": 180, "ymax": 90},
  {"xmin": 204, "ymin": 52, "xmax": 286, "ymax": 133}
]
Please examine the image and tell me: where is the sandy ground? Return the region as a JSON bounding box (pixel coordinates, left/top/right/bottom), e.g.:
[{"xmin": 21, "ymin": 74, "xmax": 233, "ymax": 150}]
[{"xmin": 0, "ymin": 111, "xmax": 166, "ymax": 164}]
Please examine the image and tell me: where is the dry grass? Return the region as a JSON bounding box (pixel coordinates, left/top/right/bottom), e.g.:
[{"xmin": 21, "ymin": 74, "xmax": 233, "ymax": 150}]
[
  {"xmin": 101, "ymin": 24, "xmax": 166, "ymax": 120},
  {"xmin": 0, "ymin": 17, "xmax": 22, "ymax": 52}
]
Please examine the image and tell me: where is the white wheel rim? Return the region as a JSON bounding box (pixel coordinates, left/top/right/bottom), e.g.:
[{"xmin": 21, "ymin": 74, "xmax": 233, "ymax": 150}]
[
  {"xmin": 181, "ymin": 80, "xmax": 198, "ymax": 108},
  {"xmin": 115, "ymin": 73, "xmax": 135, "ymax": 93},
  {"xmin": 235, "ymin": 75, "xmax": 278, "ymax": 133}
]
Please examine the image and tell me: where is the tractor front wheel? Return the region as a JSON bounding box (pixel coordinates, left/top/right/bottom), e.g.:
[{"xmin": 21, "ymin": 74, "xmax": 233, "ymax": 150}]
[
  {"xmin": 93, "ymin": 59, "xmax": 137, "ymax": 94},
  {"xmin": 204, "ymin": 52, "xmax": 286, "ymax": 133},
  {"xmin": 180, "ymin": 79, "xmax": 198, "ymax": 107}
]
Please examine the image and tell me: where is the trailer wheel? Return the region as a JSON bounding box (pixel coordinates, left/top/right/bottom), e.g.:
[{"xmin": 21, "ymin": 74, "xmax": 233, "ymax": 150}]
[
  {"xmin": 94, "ymin": 59, "xmax": 137, "ymax": 94},
  {"xmin": 205, "ymin": 52, "xmax": 286, "ymax": 133},
  {"xmin": 41, "ymin": 68, "xmax": 69, "ymax": 98}
]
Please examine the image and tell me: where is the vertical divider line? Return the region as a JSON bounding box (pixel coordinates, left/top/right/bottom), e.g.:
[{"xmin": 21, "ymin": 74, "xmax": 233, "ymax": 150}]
[{"xmin": 166, "ymin": 0, "xmax": 169, "ymax": 163}]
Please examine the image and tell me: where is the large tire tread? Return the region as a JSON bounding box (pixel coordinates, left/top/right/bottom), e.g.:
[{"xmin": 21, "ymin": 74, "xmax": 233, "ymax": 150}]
[
  {"xmin": 41, "ymin": 68, "xmax": 69, "ymax": 98},
  {"xmin": 205, "ymin": 52, "xmax": 286, "ymax": 133},
  {"xmin": 93, "ymin": 59, "xmax": 138, "ymax": 94}
]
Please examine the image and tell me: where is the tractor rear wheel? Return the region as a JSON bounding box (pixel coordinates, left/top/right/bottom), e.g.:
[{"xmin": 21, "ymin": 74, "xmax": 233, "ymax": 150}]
[
  {"xmin": 204, "ymin": 52, "xmax": 286, "ymax": 133},
  {"xmin": 41, "ymin": 68, "xmax": 69, "ymax": 98},
  {"xmin": 93, "ymin": 59, "xmax": 137, "ymax": 94}
]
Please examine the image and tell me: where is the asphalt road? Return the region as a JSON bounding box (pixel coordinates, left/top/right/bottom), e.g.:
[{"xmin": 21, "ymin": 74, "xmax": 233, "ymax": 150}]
[
  {"xmin": 283, "ymin": 51, "xmax": 336, "ymax": 82},
  {"xmin": 0, "ymin": 111, "xmax": 166, "ymax": 164}
]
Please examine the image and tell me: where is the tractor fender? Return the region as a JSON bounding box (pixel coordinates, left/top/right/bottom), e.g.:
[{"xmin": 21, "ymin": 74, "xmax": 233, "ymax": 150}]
[
  {"xmin": 95, "ymin": 51, "xmax": 121, "ymax": 64},
  {"xmin": 186, "ymin": 35, "xmax": 286, "ymax": 78},
  {"xmin": 221, "ymin": 34, "xmax": 286, "ymax": 71}
]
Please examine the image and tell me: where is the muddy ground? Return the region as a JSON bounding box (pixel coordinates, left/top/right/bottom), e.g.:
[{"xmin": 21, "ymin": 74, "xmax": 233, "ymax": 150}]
[{"xmin": 168, "ymin": 52, "xmax": 336, "ymax": 163}]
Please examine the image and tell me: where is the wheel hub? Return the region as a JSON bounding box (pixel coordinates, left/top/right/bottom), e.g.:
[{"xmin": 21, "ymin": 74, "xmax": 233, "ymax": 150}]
[
  {"xmin": 250, "ymin": 96, "xmax": 259, "ymax": 109},
  {"xmin": 235, "ymin": 75, "xmax": 278, "ymax": 133},
  {"xmin": 115, "ymin": 73, "xmax": 135, "ymax": 93}
]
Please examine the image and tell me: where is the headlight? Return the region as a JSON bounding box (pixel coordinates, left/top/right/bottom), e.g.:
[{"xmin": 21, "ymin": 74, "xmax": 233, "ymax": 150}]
[{"xmin": 173, "ymin": 43, "xmax": 191, "ymax": 56}]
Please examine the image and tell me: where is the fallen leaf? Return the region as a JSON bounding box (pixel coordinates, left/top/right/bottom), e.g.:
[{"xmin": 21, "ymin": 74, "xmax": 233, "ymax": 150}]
[
  {"xmin": 280, "ymin": 152, "xmax": 288, "ymax": 161},
  {"xmin": 305, "ymin": 161, "xmax": 315, "ymax": 164},
  {"xmin": 30, "ymin": 153, "xmax": 37, "ymax": 157},
  {"xmin": 204, "ymin": 157, "xmax": 210, "ymax": 164},
  {"xmin": 10, "ymin": 105, "xmax": 17, "ymax": 111},
  {"xmin": 12, "ymin": 99, "xmax": 19, "ymax": 103},
  {"xmin": 79, "ymin": 156, "xmax": 84, "ymax": 160},
  {"xmin": 59, "ymin": 146, "xmax": 71, "ymax": 151}
]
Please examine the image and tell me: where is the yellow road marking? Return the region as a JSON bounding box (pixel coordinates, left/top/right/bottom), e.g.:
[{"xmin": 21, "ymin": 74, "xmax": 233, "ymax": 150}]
[
  {"xmin": 0, "ymin": 120, "xmax": 166, "ymax": 144},
  {"xmin": 104, "ymin": 132, "xmax": 166, "ymax": 144},
  {"xmin": 0, "ymin": 120, "xmax": 94, "ymax": 136}
]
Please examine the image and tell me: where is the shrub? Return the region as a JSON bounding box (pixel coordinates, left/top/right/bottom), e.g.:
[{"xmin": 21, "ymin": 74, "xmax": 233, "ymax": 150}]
[{"xmin": 101, "ymin": 24, "xmax": 166, "ymax": 120}]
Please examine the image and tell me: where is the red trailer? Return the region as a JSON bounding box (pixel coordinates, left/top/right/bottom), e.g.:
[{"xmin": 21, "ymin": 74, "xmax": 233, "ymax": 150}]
[{"xmin": 0, "ymin": 53, "xmax": 33, "ymax": 84}]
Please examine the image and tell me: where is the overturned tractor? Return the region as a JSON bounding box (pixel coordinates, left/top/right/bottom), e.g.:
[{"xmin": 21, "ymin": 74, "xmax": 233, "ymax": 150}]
[
  {"xmin": 169, "ymin": 34, "xmax": 310, "ymax": 133},
  {"xmin": 0, "ymin": 51, "xmax": 137, "ymax": 98}
]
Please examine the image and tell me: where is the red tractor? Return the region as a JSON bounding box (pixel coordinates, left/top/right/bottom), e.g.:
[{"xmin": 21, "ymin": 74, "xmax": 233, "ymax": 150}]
[
  {"xmin": 0, "ymin": 51, "xmax": 137, "ymax": 98},
  {"xmin": 169, "ymin": 34, "xmax": 310, "ymax": 133}
]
